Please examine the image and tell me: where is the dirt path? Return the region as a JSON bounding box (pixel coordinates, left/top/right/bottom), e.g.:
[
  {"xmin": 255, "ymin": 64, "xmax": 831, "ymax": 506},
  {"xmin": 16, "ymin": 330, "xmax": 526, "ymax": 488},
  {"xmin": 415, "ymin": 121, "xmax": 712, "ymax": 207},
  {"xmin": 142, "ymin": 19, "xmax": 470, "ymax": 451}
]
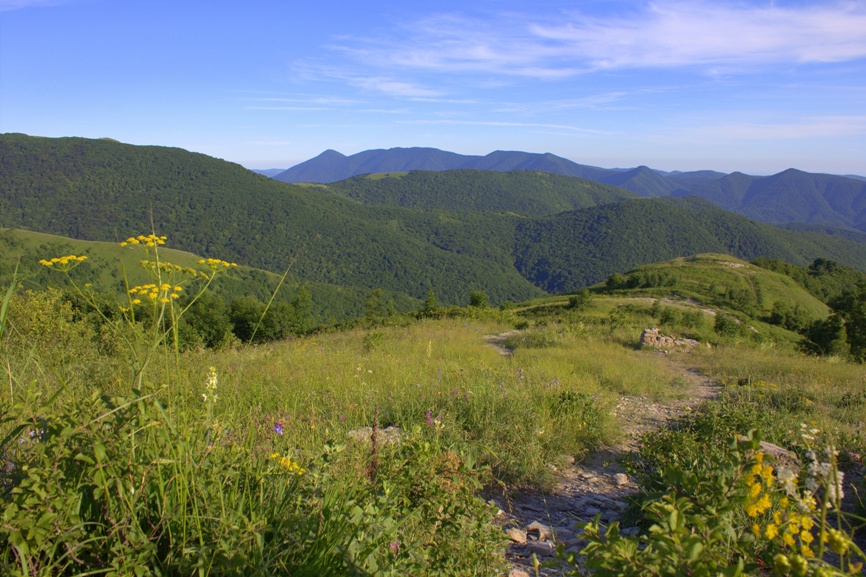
[{"xmin": 485, "ymin": 348, "xmax": 720, "ymax": 577}]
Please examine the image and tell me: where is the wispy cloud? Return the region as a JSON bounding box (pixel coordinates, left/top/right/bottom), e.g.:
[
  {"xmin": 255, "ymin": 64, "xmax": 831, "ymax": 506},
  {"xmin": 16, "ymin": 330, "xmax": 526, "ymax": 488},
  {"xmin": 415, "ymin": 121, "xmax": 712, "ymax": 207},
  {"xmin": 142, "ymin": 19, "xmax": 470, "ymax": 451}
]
[
  {"xmin": 320, "ymin": 2, "xmax": 866, "ymax": 82},
  {"xmin": 697, "ymin": 115, "xmax": 866, "ymax": 140},
  {"xmin": 0, "ymin": 0, "xmax": 69, "ymax": 11},
  {"xmin": 534, "ymin": 2, "xmax": 866, "ymax": 69},
  {"xmin": 398, "ymin": 118, "xmax": 615, "ymax": 135}
]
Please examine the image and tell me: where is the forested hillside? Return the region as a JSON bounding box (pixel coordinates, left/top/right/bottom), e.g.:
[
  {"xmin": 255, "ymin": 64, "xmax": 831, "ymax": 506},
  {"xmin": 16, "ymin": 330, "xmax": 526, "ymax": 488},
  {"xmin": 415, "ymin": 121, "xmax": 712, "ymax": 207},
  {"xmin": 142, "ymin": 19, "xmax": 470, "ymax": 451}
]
[
  {"xmin": 324, "ymin": 170, "xmax": 634, "ymax": 215},
  {"xmin": 513, "ymin": 197, "xmax": 866, "ymax": 293},
  {"xmin": 3, "ymin": 133, "xmax": 866, "ymax": 306}
]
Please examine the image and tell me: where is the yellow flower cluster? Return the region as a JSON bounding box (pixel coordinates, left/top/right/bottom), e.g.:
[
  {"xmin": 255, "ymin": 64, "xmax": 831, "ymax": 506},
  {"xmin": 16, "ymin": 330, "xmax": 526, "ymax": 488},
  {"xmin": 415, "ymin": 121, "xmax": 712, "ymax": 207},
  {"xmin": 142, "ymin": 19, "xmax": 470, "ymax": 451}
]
[
  {"xmin": 38, "ymin": 254, "xmax": 87, "ymax": 270},
  {"xmin": 139, "ymin": 259, "xmax": 199, "ymax": 278},
  {"xmin": 269, "ymin": 453, "xmax": 305, "ymax": 475},
  {"xmin": 128, "ymin": 282, "xmax": 183, "ymax": 304},
  {"xmin": 120, "ymin": 234, "xmax": 167, "ymax": 247},
  {"xmin": 747, "ymin": 452, "xmax": 825, "ymax": 562},
  {"xmin": 744, "ymin": 452, "xmax": 774, "ymax": 517},
  {"xmin": 198, "ymin": 258, "xmax": 238, "ymax": 271}
]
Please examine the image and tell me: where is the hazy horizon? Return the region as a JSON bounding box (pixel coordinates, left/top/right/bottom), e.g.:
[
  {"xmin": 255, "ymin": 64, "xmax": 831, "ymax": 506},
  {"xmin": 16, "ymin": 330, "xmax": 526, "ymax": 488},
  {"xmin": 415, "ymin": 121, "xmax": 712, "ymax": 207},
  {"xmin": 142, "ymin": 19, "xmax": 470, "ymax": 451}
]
[{"xmin": 2, "ymin": 0, "xmax": 865, "ymax": 176}]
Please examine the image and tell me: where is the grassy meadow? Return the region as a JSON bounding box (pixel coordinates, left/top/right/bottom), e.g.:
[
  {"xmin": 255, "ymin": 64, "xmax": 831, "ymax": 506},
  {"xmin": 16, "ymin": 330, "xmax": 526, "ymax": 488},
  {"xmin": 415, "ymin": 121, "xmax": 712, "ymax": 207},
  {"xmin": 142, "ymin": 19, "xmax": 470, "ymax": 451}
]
[{"xmin": 1, "ymin": 244, "xmax": 864, "ymax": 575}]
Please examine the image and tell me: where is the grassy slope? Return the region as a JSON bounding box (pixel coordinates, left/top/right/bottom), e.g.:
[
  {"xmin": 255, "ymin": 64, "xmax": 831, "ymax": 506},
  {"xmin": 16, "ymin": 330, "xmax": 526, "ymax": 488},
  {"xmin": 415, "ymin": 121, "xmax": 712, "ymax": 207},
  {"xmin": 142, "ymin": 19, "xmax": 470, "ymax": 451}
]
[
  {"xmin": 626, "ymin": 254, "xmax": 830, "ymax": 318},
  {"xmin": 0, "ymin": 133, "xmax": 542, "ymax": 305},
  {"xmin": 0, "ymin": 227, "xmax": 419, "ymax": 323},
  {"xmin": 5, "ymin": 134, "xmax": 866, "ymax": 308}
]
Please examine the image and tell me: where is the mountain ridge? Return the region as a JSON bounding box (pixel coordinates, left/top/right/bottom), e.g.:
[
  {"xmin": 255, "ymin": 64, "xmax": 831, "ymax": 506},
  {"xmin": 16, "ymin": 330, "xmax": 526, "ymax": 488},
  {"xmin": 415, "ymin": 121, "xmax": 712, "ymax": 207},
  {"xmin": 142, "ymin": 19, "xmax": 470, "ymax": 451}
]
[
  {"xmin": 4, "ymin": 133, "xmax": 866, "ymax": 304},
  {"xmin": 275, "ymin": 146, "xmax": 866, "ymax": 233}
]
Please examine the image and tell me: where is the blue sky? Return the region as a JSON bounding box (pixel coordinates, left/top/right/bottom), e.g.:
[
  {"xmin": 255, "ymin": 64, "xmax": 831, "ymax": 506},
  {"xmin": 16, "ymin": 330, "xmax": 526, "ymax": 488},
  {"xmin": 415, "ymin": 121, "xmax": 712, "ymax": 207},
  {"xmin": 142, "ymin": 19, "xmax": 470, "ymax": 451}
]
[{"xmin": 1, "ymin": 0, "xmax": 865, "ymax": 175}]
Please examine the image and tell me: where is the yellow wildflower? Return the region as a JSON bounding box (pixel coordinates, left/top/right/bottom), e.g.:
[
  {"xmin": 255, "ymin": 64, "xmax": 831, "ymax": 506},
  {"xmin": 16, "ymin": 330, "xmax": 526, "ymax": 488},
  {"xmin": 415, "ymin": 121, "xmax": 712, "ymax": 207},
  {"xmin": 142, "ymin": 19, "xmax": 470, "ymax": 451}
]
[
  {"xmin": 800, "ymin": 530, "xmax": 813, "ymax": 545},
  {"xmin": 38, "ymin": 254, "xmax": 88, "ymax": 271},
  {"xmin": 198, "ymin": 258, "xmax": 237, "ymax": 271},
  {"xmin": 755, "ymin": 494, "xmax": 771, "ymax": 515},
  {"xmin": 799, "ymin": 516, "xmax": 814, "ymax": 531},
  {"xmin": 749, "ymin": 482, "xmax": 762, "ymax": 500},
  {"xmin": 783, "ymin": 532, "xmax": 796, "ymax": 547},
  {"xmin": 269, "ymin": 453, "xmax": 305, "ymax": 475},
  {"xmin": 800, "ymin": 545, "xmax": 814, "ymax": 559},
  {"xmin": 761, "ymin": 464, "xmax": 774, "ymax": 485},
  {"xmin": 752, "ymin": 523, "xmax": 761, "ymax": 538},
  {"xmin": 765, "ymin": 524, "xmax": 779, "ymax": 540}
]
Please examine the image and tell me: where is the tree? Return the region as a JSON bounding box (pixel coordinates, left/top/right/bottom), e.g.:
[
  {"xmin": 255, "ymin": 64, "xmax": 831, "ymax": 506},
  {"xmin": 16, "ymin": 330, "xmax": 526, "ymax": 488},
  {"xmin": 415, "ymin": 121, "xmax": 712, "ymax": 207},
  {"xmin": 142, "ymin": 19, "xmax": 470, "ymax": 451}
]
[
  {"xmin": 419, "ymin": 289, "xmax": 439, "ymax": 317},
  {"xmin": 568, "ymin": 288, "xmax": 592, "ymax": 311},
  {"xmin": 292, "ymin": 285, "xmax": 315, "ymax": 333},
  {"xmin": 180, "ymin": 291, "xmax": 233, "ymax": 349},
  {"xmin": 469, "ymin": 290, "xmax": 488, "ymax": 308},
  {"xmin": 230, "ymin": 296, "xmax": 265, "ymax": 343},
  {"xmin": 805, "ymin": 314, "xmax": 849, "ymax": 357},
  {"xmin": 365, "ymin": 288, "xmax": 388, "ymax": 322}
]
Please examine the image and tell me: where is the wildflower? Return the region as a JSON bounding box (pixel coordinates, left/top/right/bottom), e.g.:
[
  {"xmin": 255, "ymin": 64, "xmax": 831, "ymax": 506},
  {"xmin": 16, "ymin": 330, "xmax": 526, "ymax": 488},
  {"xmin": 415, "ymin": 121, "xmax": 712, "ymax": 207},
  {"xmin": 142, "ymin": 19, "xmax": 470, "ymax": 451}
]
[
  {"xmin": 389, "ymin": 540, "xmax": 401, "ymax": 555},
  {"xmin": 202, "ymin": 367, "xmax": 218, "ymax": 403},
  {"xmin": 198, "ymin": 258, "xmax": 237, "ymax": 271},
  {"xmin": 777, "ymin": 467, "xmax": 798, "ymax": 496},
  {"xmin": 270, "ymin": 453, "xmax": 305, "ymax": 475},
  {"xmin": 274, "ymin": 423, "xmax": 284, "ymax": 435},
  {"xmin": 120, "ymin": 234, "xmax": 166, "ymax": 247},
  {"xmin": 765, "ymin": 523, "xmax": 779, "ymax": 540},
  {"xmin": 749, "ymin": 482, "xmax": 762, "ymax": 500},
  {"xmin": 825, "ymin": 528, "xmax": 850, "ymax": 555},
  {"xmin": 38, "ymin": 254, "xmax": 88, "ymax": 271}
]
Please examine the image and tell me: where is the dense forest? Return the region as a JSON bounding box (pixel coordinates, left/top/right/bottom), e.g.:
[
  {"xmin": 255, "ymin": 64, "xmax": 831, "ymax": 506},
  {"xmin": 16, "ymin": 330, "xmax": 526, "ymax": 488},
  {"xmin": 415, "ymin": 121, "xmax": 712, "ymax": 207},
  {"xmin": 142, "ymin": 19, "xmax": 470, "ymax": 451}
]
[{"xmin": 3, "ymin": 133, "xmax": 866, "ymax": 305}]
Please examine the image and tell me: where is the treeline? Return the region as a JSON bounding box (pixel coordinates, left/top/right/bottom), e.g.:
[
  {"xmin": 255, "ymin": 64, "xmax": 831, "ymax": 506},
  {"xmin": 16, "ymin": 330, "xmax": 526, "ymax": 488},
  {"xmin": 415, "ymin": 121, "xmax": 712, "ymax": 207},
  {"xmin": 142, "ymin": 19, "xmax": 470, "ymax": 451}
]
[
  {"xmin": 753, "ymin": 257, "xmax": 866, "ymax": 361},
  {"xmin": 325, "ymin": 169, "xmax": 633, "ymax": 215},
  {"xmin": 513, "ymin": 197, "xmax": 866, "ymax": 293},
  {"xmin": 4, "ymin": 134, "xmax": 866, "ymax": 304}
]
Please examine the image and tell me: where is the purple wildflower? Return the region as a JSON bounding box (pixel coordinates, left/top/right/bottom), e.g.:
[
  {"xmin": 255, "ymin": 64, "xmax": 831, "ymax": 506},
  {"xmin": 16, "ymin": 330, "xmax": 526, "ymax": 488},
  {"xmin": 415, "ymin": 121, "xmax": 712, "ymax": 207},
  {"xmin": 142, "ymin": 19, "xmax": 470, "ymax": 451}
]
[{"xmin": 274, "ymin": 423, "xmax": 284, "ymax": 435}]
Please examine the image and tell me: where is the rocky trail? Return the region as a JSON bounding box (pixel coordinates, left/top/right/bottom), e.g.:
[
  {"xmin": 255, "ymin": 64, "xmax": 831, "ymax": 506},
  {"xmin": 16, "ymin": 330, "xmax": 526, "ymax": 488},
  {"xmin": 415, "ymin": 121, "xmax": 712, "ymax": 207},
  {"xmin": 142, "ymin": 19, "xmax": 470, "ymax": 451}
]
[{"xmin": 485, "ymin": 348, "xmax": 721, "ymax": 577}]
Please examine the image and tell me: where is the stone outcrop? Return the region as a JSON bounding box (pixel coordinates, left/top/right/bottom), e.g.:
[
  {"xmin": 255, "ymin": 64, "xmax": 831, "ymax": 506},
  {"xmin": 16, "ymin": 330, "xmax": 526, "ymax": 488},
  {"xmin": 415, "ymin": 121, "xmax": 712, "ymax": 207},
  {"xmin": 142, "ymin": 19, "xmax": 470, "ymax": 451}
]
[{"xmin": 640, "ymin": 328, "xmax": 698, "ymax": 349}]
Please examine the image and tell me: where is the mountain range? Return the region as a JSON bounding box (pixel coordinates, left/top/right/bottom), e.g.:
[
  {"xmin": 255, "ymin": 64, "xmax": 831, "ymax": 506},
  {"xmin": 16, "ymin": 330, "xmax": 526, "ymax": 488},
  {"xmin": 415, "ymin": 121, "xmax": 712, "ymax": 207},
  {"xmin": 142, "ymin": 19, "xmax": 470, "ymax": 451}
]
[
  {"xmin": 3, "ymin": 133, "xmax": 866, "ymax": 317},
  {"xmin": 274, "ymin": 147, "xmax": 866, "ymax": 234}
]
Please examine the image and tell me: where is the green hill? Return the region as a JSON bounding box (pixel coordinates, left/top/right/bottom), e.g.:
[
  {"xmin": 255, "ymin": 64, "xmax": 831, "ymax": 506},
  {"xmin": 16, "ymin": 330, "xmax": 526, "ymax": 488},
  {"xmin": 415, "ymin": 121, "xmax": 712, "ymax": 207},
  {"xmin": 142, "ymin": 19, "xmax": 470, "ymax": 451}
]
[
  {"xmin": 0, "ymin": 133, "xmax": 542, "ymax": 305},
  {"xmin": 4, "ymin": 134, "xmax": 866, "ymax": 309},
  {"xmin": 618, "ymin": 253, "xmax": 830, "ymax": 319},
  {"xmin": 0, "ymin": 227, "xmax": 417, "ymax": 323},
  {"xmin": 323, "ymin": 169, "xmax": 635, "ymax": 215},
  {"xmin": 512, "ymin": 197, "xmax": 866, "ymax": 293}
]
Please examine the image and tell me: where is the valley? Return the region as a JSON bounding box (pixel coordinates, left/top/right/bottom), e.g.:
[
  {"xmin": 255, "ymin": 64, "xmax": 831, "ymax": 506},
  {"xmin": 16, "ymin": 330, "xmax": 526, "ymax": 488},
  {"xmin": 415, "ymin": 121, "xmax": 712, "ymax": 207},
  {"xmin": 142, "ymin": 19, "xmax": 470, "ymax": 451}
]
[{"xmin": 1, "ymin": 134, "xmax": 864, "ymax": 576}]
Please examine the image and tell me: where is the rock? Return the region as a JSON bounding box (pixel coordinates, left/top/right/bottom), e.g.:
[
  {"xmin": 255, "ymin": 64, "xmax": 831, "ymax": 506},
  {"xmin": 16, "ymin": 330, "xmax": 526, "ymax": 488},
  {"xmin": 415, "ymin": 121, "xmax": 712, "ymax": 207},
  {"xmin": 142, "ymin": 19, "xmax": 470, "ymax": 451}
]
[
  {"xmin": 509, "ymin": 569, "xmax": 531, "ymax": 577},
  {"xmin": 583, "ymin": 506, "xmax": 602, "ymax": 516},
  {"xmin": 613, "ymin": 473, "xmax": 629, "ymax": 485},
  {"xmin": 506, "ymin": 528, "xmax": 528, "ymax": 544},
  {"xmin": 526, "ymin": 541, "xmax": 556, "ymax": 557},
  {"xmin": 554, "ymin": 528, "xmax": 574, "ymax": 542},
  {"xmin": 525, "ymin": 521, "xmax": 554, "ymax": 540},
  {"xmin": 347, "ymin": 426, "xmax": 403, "ymax": 444},
  {"xmin": 640, "ymin": 328, "xmax": 697, "ymax": 349},
  {"xmin": 760, "ymin": 441, "xmax": 802, "ymax": 474}
]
